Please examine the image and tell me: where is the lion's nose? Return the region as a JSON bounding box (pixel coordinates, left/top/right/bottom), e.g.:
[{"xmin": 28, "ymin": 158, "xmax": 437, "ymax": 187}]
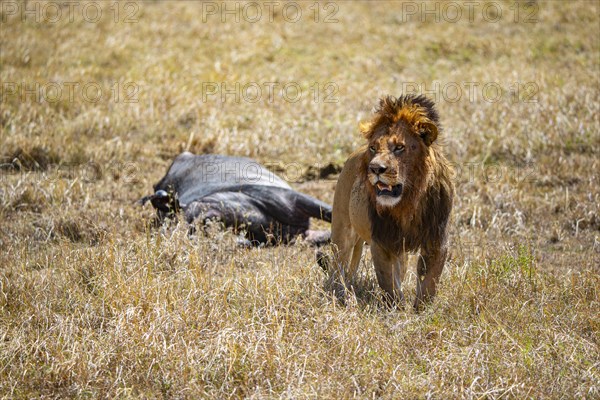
[{"xmin": 369, "ymin": 163, "xmax": 387, "ymax": 175}]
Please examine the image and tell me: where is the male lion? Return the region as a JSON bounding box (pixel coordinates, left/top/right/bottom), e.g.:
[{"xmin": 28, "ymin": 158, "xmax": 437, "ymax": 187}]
[{"xmin": 326, "ymin": 94, "xmax": 454, "ymax": 309}]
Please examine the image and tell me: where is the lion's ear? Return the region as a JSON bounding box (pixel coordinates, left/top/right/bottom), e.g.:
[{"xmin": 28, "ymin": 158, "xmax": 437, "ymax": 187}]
[{"xmin": 418, "ymin": 122, "xmax": 438, "ymax": 146}]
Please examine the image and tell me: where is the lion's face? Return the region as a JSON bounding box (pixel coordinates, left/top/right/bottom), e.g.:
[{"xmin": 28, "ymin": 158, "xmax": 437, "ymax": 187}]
[{"xmin": 365, "ymin": 121, "xmax": 434, "ymax": 208}]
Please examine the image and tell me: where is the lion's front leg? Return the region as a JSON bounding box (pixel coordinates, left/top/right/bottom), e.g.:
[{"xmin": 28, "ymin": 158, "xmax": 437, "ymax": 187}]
[
  {"xmin": 414, "ymin": 245, "xmax": 448, "ymax": 310},
  {"xmin": 371, "ymin": 243, "xmax": 406, "ymax": 307}
]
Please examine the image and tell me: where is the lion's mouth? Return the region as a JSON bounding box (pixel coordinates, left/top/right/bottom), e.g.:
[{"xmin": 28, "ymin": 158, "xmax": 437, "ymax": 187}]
[{"xmin": 375, "ymin": 182, "xmax": 403, "ymax": 197}]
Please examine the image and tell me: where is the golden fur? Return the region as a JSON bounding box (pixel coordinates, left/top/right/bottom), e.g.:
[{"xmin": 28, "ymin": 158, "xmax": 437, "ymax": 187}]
[{"xmin": 326, "ymin": 95, "xmax": 454, "ymax": 309}]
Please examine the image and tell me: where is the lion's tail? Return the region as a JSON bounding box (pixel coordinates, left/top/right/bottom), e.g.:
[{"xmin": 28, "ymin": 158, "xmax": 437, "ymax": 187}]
[{"xmin": 315, "ymin": 249, "xmax": 331, "ymax": 271}]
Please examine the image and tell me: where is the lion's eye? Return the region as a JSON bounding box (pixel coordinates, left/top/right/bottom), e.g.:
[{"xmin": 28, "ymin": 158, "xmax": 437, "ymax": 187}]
[
  {"xmin": 369, "ymin": 145, "xmax": 376, "ymax": 154},
  {"xmin": 393, "ymin": 145, "xmax": 405, "ymax": 154}
]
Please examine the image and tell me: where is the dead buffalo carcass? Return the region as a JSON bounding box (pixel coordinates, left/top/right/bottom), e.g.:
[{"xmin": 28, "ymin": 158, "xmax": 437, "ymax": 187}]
[{"xmin": 139, "ymin": 152, "xmax": 332, "ymax": 246}]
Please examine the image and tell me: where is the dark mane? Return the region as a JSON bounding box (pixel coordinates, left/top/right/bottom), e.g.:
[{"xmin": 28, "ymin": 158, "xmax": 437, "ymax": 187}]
[
  {"xmin": 369, "ymin": 175, "xmax": 453, "ymax": 254},
  {"xmin": 376, "ymin": 94, "xmax": 440, "ymax": 125},
  {"xmin": 360, "ymin": 94, "xmax": 441, "ymax": 139}
]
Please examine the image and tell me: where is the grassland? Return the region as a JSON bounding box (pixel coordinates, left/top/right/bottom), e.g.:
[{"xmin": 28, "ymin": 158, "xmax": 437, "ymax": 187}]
[{"xmin": 1, "ymin": 0, "xmax": 599, "ymax": 398}]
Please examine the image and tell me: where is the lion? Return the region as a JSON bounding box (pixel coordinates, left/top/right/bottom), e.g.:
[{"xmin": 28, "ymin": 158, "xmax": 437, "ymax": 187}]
[{"xmin": 323, "ymin": 94, "xmax": 454, "ymax": 310}]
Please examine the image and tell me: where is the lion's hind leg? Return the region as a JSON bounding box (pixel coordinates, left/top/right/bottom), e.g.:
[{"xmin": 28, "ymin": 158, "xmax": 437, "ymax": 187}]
[
  {"xmin": 326, "ymin": 233, "xmax": 364, "ymax": 302},
  {"xmin": 348, "ymin": 239, "xmax": 364, "ymax": 279}
]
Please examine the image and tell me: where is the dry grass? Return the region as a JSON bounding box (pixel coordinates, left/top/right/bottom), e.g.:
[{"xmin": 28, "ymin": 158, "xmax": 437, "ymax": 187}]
[{"xmin": 1, "ymin": 0, "xmax": 599, "ymax": 398}]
